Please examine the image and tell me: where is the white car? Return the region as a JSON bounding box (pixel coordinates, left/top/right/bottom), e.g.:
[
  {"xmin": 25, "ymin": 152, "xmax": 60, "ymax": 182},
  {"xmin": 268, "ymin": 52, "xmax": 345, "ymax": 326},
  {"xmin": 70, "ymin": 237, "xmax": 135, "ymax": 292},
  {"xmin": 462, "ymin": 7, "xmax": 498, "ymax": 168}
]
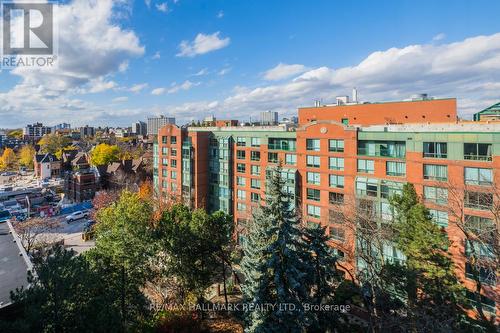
[{"xmin": 66, "ymin": 211, "xmax": 88, "ymax": 223}]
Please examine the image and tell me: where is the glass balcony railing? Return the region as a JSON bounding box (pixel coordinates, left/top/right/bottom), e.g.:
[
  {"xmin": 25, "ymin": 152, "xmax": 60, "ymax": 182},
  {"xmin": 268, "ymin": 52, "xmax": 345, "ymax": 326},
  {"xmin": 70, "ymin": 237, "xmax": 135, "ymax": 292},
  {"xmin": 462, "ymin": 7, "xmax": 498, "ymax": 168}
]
[{"xmin": 357, "ymin": 147, "xmax": 406, "ymax": 158}]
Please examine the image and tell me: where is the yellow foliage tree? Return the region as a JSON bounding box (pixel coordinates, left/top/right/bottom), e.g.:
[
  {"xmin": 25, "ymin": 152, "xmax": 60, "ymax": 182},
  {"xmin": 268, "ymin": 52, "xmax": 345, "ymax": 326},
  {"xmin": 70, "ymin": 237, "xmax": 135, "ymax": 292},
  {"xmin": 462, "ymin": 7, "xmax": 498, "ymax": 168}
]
[
  {"xmin": 18, "ymin": 145, "xmax": 36, "ymax": 169},
  {"xmin": 38, "ymin": 134, "xmax": 72, "ymax": 155},
  {"xmin": 90, "ymin": 143, "xmax": 120, "ymax": 166},
  {"xmin": 0, "ymin": 148, "xmax": 17, "ymax": 170}
]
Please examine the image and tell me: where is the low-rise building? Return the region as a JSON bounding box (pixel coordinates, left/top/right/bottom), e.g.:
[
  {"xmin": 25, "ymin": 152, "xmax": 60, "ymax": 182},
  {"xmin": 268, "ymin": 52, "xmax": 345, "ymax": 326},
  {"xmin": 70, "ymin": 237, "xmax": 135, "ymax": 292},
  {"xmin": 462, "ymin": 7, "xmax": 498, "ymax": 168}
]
[
  {"xmin": 34, "ymin": 153, "xmax": 61, "ymax": 179},
  {"xmin": 63, "ymin": 152, "xmax": 97, "ymax": 203}
]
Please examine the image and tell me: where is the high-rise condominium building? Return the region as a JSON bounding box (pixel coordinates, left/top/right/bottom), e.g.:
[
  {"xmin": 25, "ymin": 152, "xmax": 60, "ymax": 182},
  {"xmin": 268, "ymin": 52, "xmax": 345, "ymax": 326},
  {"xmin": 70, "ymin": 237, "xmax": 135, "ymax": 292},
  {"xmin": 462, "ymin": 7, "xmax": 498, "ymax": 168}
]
[
  {"xmin": 154, "ymin": 98, "xmax": 499, "ymax": 320},
  {"xmin": 23, "ymin": 122, "xmax": 52, "ymax": 139},
  {"xmin": 132, "ymin": 121, "xmax": 147, "ymax": 136},
  {"xmin": 147, "ymin": 116, "xmax": 175, "ymax": 136},
  {"xmin": 260, "ymin": 111, "xmax": 279, "ymax": 125}
]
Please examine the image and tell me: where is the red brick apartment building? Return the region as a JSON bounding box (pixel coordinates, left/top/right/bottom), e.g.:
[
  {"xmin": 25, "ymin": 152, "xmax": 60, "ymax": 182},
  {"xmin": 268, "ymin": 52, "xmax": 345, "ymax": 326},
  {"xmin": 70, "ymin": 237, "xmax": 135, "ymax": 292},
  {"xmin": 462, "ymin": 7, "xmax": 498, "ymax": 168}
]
[{"xmin": 154, "ymin": 98, "xmax": 499, "ymax": 319}]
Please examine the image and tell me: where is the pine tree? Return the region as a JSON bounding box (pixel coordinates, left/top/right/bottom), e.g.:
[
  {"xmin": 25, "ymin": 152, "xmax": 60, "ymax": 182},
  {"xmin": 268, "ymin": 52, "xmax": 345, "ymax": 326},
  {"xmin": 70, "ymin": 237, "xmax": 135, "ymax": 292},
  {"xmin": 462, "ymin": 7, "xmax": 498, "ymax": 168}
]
[
  {"xmin": 241, "ymin": 165, "xmax": 309, "ymax": 333},
  {"xmin": 390, "ymin": 183, "xmax": 470, "ymax": 332},
  {"xmin": 303, "ymin": 225, "xmax": 342, "ymax": 333}
]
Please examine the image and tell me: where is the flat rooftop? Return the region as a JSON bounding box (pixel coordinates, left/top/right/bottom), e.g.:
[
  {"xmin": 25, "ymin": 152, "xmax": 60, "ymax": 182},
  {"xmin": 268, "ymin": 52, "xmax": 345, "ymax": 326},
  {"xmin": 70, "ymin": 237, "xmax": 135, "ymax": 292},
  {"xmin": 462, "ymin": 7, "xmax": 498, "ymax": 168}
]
[
  {"xmin": 187, "ymin": 124, "xmax": 294, "ymax": 132},
  {"xmin": 359, "ymin": 121, "xmax": 500, "ymax": 133},
  {"xmin": 0, "ymin": 222, "xmax": 30, "ymax": 309}
]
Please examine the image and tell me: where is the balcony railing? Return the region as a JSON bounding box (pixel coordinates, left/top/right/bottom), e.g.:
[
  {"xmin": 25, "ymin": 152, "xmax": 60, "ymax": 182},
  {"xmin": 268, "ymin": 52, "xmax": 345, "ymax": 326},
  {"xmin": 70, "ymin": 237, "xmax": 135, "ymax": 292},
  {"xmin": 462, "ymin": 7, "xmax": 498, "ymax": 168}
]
[
  {"xmin": 357, "ymin": 147, "xmax": 405, "ymax": 158},
  {"xmin": 464, "ymin": 154, "xmax": 492, "ymax": 161}
]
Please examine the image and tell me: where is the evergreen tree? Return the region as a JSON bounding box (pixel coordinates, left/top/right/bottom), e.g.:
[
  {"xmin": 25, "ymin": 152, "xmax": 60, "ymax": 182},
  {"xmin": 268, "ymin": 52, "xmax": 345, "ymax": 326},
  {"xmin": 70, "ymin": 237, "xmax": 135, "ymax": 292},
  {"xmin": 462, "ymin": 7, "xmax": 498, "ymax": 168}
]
[
  {"xmin": 390, "ymin": 183, "xmax": 471, "ymax": 332},
  {"xmin": 241, "ymin": 165, "xmax": 309, "ymax": 333},
  {"xmin": 303, "ymin": 225, "xmax": 342, "ymax": 333}
]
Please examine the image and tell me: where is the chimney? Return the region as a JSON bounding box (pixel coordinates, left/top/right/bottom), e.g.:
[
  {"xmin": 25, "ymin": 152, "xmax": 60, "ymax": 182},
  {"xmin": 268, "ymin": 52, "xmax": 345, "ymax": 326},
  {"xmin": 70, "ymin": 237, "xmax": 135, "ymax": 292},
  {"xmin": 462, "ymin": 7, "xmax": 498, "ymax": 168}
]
[{"xmin": 352, "ymin": 88, "xmax": 358, "ymax": 103}]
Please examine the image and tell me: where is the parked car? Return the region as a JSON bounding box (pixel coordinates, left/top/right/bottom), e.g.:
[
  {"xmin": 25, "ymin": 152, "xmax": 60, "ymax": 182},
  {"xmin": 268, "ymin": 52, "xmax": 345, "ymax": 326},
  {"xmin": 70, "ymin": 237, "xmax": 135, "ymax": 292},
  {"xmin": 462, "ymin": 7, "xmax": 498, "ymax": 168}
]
[
  {"xmin": 83, "ymin": 220, "xmax": 96, "ymax": 232},
  {"xmin": 65, "ymin": 211, "xmax": 88, "ymax": 223},
  {"xmin": 0, "ymin": 210, "xmax": 11, "ymax": 223}
]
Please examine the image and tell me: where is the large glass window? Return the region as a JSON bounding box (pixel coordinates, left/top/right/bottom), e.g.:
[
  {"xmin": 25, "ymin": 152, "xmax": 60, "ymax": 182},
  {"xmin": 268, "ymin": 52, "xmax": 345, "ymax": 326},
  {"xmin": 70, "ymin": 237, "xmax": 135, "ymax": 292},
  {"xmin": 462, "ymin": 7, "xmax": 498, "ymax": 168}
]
[
  {"xmin": 329, "ymin": 192, "xmax": 344, "ymax": 204},
  {"xmin": 329, "ymin": 157, "xmax": 344, "ymax": 171},
  {"xmin": 268, "ymin": 138, "xmax": 296, "ymax": 151},
  {"xmin": 251, "ymin": 179, "xmax": 261, "ymax": 189},
  {"xmin": 307, "ymin": 205, "xmax": 321, "ymax": 218},
  {"xmin": 236, "ymin": 137, "xmax": 246, "ymax": 146},
  {"xmin": 306, "ymin": 139, "xmax": 321, "ymax": 151},
  {"xmin": 251, "ymin": 165, "xmax": 261, "ymax": 175},
  {"xmin": 428, "ymin": 209, "xmax": 448, "ymax": 227},
  {"xmin": 464, "ymin": 143, "xmax": 492, "ymax": 161},
  {"xmin": 329, "ymin": 139, "xmax": 344, "ymax": 152},
  {"xmin": 329, "ymin": 175, "xmax": 344, "ymax": 189},
  {"xmin": 307, "ymin": 172, "xmax": 321, "ymax": 185},
  {"xmin": 307, "ymin": 188, "xmax": 321, "ymax": 201},
  {"xmin": 356, "ymin": 178, "xmax": 378, "ymax": 197},
  {"xmin": 423, "ymin": 186, "xmax": 448, "ymax": 204},
  {"xmin": 357, "ymin": 159, "xmax": 374, "ymax": 174},
  {"xmin": 236, "ymin": 176, "xmax": 246, "ymax": 186},
  {"xmin": 170, "ymin": 136, "xmax": 177, "ymax": 144},
  {"xmin": 251, "ymin": 192, "xmax": 260, "ymax": 202},
  {"xmin": 465, "ymin": 263, "xmax": 496, "ymax": 286},
  {"xmin": 285, "ymin": 154, "xmax": 297, "ymax": 165},
  {"xmin": 306, "ymin": 155, "xmax": 321, "ymax": 168},
  {"xmin": 466, "ymin": 291, "xmax": 496, "ymax": 314},
  {"xmin": 386, "ymin": 161, "xmax": 406, "ymax": 177},
  {"xmin": 268, "ymin": 152, "xmax": 279, "ymax": 163},
  {"xmin": 237, "ymin": 163, "xmax": 246, "ymax": 173},
  {"xmin": 464, "ymin": 167, "xmax": 493, "ymax": 186},
  {"xmin": 423, "ymin": 164, "xmax": 448, "ymax": 181},
  {"xmin": 423, "ymin": 142, "xmax": 447, "ymax": 158},
  {"xmin": 236, "ymin": 150, "xmax": 246, "ymax": 160},
  {"xmin": 251, "ymin": 137, "xmax": 261, "ymax": 147},
  {"xmin": 237, "ymin": 190, "xmax": 246, "ymax": 200},
  {"xmin": 465, "ymin": 191, "xmax": 493, "ymax": 210},
  {"xmin": 358, "ymin": 140, "xmax": 406, "ymax": 158}
]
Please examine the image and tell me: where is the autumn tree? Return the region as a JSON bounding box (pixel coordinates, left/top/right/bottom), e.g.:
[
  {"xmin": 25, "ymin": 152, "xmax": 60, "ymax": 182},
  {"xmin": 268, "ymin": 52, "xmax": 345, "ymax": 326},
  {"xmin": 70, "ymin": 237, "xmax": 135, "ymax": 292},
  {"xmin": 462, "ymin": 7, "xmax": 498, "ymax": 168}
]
[
  {"xmin": 90, "ymin": 143, "xmax": 120, "ymax": 166},
  {"xmin": 12, "ymin": 217, "xmax": 59, "ymax": 254},
  {"xmin": 0, "ymin": 148, "xmax": 17, "ymax": 170},
  {"xmin": 7, "ymin": 129, "xmax": 23, "ymax": 139},
  {"xmin": 18, "ymin": 145, "xmax": 36, "ymax": 169},
  {"xmin": 38, "ymin": 134, "xmax": 72, "ymax": 155}
]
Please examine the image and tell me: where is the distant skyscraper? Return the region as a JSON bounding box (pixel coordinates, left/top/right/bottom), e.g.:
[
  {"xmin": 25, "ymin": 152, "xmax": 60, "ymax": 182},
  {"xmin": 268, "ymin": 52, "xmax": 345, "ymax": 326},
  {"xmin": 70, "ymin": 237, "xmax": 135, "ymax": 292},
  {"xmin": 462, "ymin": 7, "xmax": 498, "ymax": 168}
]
[
  {"xmin": 260, "ymin": 111, "xmax": 279, "ymax": 125},
  {"xmin": 23, "ymin": 122, "xmax": 52, "ymax": 139},
  {"xmin": 147, "ymin": 116, "xmax": 175, "ymax": 135},
  {"xmin": 132, "ymin": 121, "xmax": 147, "ymax": 136},
  {"xmin": 80, "ymin": 125, "xmax": 95, "ymax": 138}
]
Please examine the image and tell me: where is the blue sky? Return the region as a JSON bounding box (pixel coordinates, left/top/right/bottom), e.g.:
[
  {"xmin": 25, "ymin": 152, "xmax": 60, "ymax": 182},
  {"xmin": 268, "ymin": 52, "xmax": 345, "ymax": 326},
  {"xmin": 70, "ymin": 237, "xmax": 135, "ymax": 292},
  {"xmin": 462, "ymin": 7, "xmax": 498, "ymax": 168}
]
[{"xmin": 1, "ymin": 0, "xmax": 500, "ymax": 127}]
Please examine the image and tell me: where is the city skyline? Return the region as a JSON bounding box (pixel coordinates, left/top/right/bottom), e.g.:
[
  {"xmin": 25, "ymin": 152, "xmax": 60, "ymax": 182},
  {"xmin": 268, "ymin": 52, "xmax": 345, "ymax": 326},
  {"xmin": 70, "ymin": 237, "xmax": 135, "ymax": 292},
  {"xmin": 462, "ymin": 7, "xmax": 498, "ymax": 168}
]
[{"xmin": 0, "ymin": 0, "xmax": 500, "ymax": 128}]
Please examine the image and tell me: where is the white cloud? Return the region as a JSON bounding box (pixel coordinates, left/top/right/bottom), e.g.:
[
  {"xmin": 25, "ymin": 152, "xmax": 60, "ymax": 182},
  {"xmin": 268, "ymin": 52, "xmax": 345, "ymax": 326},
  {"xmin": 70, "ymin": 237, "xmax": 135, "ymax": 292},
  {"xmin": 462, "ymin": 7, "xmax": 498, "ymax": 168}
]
[
  {"xmin": 217, "ymin": 10, "xmax": 224, "ymax": 18},
  {"xmin": 192, "ymin": 68, "xmax": 209, "ymax": 76},
  {"xmin": 176, "ymin": 32, "xmax": 230, "ymax": 57},
  {"xmin": 156, "ymin": 2, "xmax": 168, "ymax": 13},
  {"xmin": 152, "ymin": 51, "xmax": 161, "ymax": 60},
  {"xmin": 0, "ymin": 0, "xmax": 144, "ymax": 126},
  {"xmin": 167, "ymin": 80, "xmax": 200, "ymax": 94},
  {"xmin": 218, "ymin": 67, "xmax": 231, "ymax": 76},
  {"xmin": 151, "ymin": 88, "xmax": 166, "ymax": 95},
  {"xmin": 263, "ymin": 63, "xmax": 309, "ymax": 81},
  {"xmin": 112, "ymin": 96, "xmax": 128, "ymax": 103},
  {"xmin": 129, "ymin": 83, "xmax": 148, "ymax": 93},
  {"xmin": 144, "ymin": 0, "xmax": 151, "ymax": 8},
  {"xmin": 433, "ymin": 33, "xmax": 446, "ymax": 41}
]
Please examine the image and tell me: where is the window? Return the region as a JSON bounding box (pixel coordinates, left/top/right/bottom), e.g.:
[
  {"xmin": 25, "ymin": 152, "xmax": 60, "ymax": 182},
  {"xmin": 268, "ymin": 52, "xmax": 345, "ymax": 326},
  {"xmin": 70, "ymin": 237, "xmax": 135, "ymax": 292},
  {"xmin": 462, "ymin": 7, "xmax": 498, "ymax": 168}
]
[
  {"xmin": 251, "ymin": 165, "xmax": 261, "ymax": 175},
  {"xmin": 306, "ymin": 139, "xmax": 320, "ymax": 151},
  {"xmin": 162, "ymin": 168, "xmax": 167, "ymax": 177},
  {"xmin": 236, "ymin": 137, "xmax": 246, "ymax": 147},
  {"xmin": 251, "ymin": 192, "xmax": 260, "ymax": 203},
  {"xmin": 268, "ymin": 152, "xmax": 279, "ymax": 163},
  {"xmin": 285, "ymin": 154, "xmax": 296, "ymax": 165},
  {"xmin": 251, "ymin": 179, "xmax": 261, "ymax": 189},
  {"xmin": 329, "ymin": 157, "xmax": 344, "ymax": 171},
  {"xmin": 237, "ymin": 189, "xmax": 246, "ymax": 200},
  {"xmin": 465, "ymin": 263, "xmax": 496, "ymax": 286},
  {"xmin": 236, "ymin": 176, "xmax": 246, "ymax": 186},
  {"xmin": 466, "ymin": 291, "xmax": 496, "ymax": 314},
  {"xmin": 237, "ymin": 203, "xmax": 247, "ymax": 211},
  {"xmin": 307, "ymin": 205, "xmax": 321, "ymax": 218},
  {"xmin": 171, "ymin": 159, "xmax": 177, "ymax": 168},
  {"xmin": 356, "ymin": 178, "xmax": 378, "ymax": 197},
  {"xmin": 251, "ymin": 137, "xmax": 261, "ymax": 147},
  {"xmin": 465, "ymin": 191, "xmax": 493, "ymax": 210},
  {"xmin": 161, "ymin": 147, "xmax": 168, "ymax": 155},
  {"xmin": 162, "ymin": 180, "xmax": 167, "ymax": 188},
  {"xmin": 386, "ymin": 161, "xmax": 406, "ymax": 176},
  {"xmin": 251, "ymin": 151, "xmax": 261, "ymax": 161},
  {"xmin": 329, "ymin": 192, "xmax": 344, "ymax": 204},
  {"xmin": 329, "ymin": 209, "xmax": 344, "ymax": 223},
  {"xmin": 162, "ymin": 158, "xmax": 168, "ymax": 166},
  {"xmin": 171, "ymin": 182, "xmax": 177, "ymax": 191},
  {"xmin": 423, "ymin": 142, "xmax": 447, "ymax": 158},
  {"xmin": 466, "ymin": 240, "xmax": 495, "ymax": 259},
  {"xmin": 307, "ymin": 172, "xmax": 321, "ymax": 185},
  {"xmin": 162, "ymin": 136, "xmax": 168, "ymax": 144},
  {"xmin": 237, "ymin": 163, "xmax": 246, "ymax": 173},
  {"xmin": 329, "ymin": 175, "xmax": 344, "ymax": 189},
  {"xmin": 307, "ymin": 188, "xmax": 321, "ymax": 201},
  {"xmin": 268, "ymin": 138, "xmax": 296, "ymax": 151},
  {"xmin": 170, "ymin": 136, "xmax": 177, "ymax": 144},
  {"xmin": 306, "ymin": 155, "xmax": 321, "ymax": 168},
  {"xmin": 423, "ymin": 186, "xmax": 448, "ymax": 204},
  {"xmin": 465, "ymin": 167, "xmax": 493, "ymax": 186},
  {"xmin": 171, "ymin": 171, "xmax": 177, "ymax": 179},
  {"xmin": 423, "ymin": 164, "xmax": 448, "ymax": 181},
  {"xmin": 329, "ymin": 139, "xmax": 344, "ymax": 152},
  {"xmin": 236, "ymin": 150, "xmax": 246, "ymax": 160},
  {"xmin": 428, "ymin": 209, "xmax": 448, "ymax": 227},
  {"xmin": 357, "ymin": 159, "xmax": 374, "ymax": 174},
  {"xmin": 464, "ymin": 143, "xmax": 492, "ymax": 161},
  {"xmin": 330, "ymin": 227, "xmax": 345, "ymax": 241},
  {"xmin": 357, "ymin": 140, "xmax": 406, "ymax": 158},
  {"xmin": 380, "ymin": 180, "xmax": 403, "ymax": 199},
  {"xmin": 171, "ymin": 148, "xmax": 177, "ymax": 156},
  {"xmin": 341, "ymin": 118, "xmax": 349, "ymax": 126},
  {"xmin": 465, "ymin": 215, "xmax": 494, "ymax": 232}
]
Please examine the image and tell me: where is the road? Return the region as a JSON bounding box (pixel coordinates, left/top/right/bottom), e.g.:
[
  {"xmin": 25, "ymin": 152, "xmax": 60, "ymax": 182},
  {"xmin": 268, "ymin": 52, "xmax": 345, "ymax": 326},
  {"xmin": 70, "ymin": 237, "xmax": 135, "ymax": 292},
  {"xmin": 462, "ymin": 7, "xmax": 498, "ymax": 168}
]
[{"xmin": 41, "ymin": 215, "xmax": 96, "ymax": 255}]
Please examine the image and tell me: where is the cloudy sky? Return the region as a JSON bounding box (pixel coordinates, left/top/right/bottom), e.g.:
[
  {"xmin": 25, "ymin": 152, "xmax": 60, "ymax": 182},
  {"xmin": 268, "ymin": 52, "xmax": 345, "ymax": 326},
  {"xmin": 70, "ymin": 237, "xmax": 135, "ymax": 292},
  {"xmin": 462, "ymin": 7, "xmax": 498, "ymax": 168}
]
[{"xmin": 1, "ymin": 0, "xmax": 500, "ymax": 128}]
